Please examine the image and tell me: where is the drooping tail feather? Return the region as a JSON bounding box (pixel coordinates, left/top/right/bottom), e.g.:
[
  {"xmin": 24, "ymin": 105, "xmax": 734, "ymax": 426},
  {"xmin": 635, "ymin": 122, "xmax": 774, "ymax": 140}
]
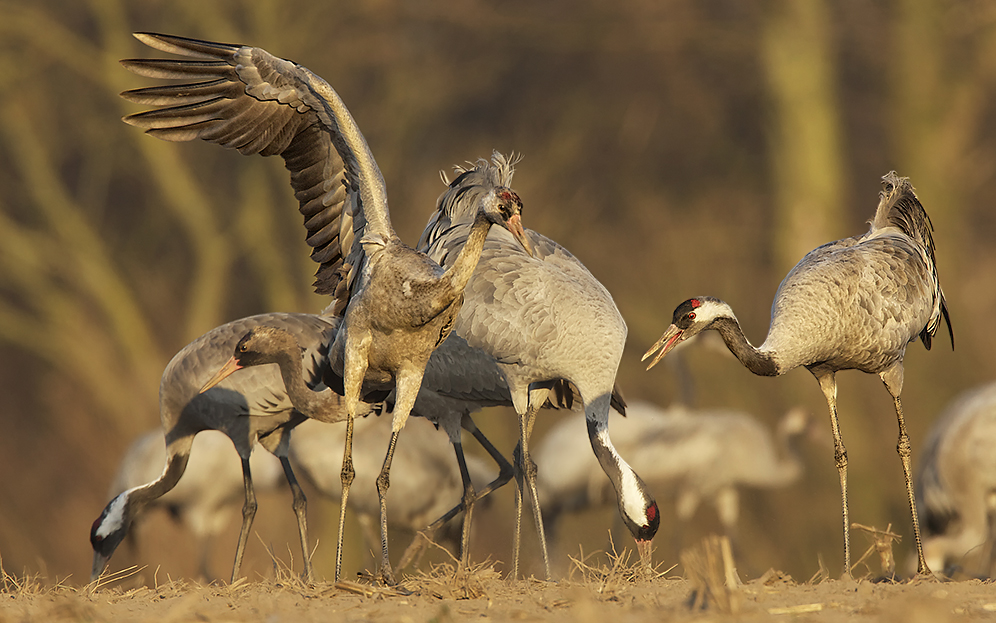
[{"xmin": 874, "ymin": 172, "xmax": 954, "ymax": 350}]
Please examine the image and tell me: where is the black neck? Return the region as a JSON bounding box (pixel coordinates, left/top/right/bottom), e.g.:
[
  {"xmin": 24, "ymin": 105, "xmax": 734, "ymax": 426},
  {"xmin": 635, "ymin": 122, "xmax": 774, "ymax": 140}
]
[{"xmin": 712, "ymin": 317, "xmax": 780, "ymax": 377}]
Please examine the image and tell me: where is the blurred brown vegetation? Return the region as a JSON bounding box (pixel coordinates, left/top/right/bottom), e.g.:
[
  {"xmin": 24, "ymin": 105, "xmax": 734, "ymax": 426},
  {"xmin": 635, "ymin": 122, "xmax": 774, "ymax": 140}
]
[{"xmin": 0, "ymin": 0, "xmax": 995, "ymax": 586}]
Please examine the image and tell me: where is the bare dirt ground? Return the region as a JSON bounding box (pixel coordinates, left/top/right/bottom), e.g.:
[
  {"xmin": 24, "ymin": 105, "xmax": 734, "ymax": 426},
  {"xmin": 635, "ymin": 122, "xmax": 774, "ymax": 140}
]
[{"xmin": 4, "ymin": 545, "xmax": 995, "ymax": 623}]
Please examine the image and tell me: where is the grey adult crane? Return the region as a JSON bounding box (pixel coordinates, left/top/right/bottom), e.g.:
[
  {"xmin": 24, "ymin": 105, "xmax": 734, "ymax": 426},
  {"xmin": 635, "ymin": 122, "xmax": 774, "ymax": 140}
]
[
  {"xmin": 536, "ymin": 402, "xmax": 809, "ymax": 551},
  {"xmin": 642, "ymin": 173, "xmax": 953, "ymax": 578},
  {"xmin": 90, "ymin": 312, "xmax": 353, "ymax": 584},
  {"xmin": 915, "ymin": 382, "xmax": 996, "ymax": 577},
  {"xmin": 121, "ymin": 33, "xmax": 533, "ymax": 584},
  {"xmin": 417, "ymin": 156, "xmax": 660, "ymax": 577},
  {"xmin": 104, "ymin": 429, "xmax": 284, "ymax": 580}
]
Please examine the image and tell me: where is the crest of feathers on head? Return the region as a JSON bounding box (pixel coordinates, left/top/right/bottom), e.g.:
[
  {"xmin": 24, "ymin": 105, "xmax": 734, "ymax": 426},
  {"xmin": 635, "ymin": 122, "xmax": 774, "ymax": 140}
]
[
  {"xmin": 873, "ymin": 172, "xmax": 938, "ymax": 263},
  {"xmin": 418, "ymin": 151, "xmax": 521, "ymax": 251}
]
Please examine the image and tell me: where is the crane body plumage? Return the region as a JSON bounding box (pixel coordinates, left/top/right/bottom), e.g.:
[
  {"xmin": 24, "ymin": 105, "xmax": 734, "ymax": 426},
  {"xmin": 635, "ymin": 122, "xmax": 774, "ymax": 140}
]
[
  {"xmin": 90, "ymin": 312, "xmax": 342, "ymax": 584},
  {"xmin": 121, "ymin": 32, "xmax": 532, "ymax": 584},
  {"xmin": 643, "ymin": 173, "xmax": 952, "ymax": 578}
]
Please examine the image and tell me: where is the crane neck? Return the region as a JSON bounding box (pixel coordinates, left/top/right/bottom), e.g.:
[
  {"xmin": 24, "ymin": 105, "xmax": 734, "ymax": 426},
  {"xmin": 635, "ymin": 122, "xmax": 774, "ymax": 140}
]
[
  {"xmin": 712, "ymin": 316, "xmax": 781, "ymax": 377},
  {"xmin": 586, "ymin": 416, "xmax": 659, "ymax": 542},
  {"xmin": 119, "ymin": 441, "xmax": 192, "ymax": 518},
  {"xmin": 441, "ymin": 210, "xmax": 494, "ymax": 295},
  {"xmin": 272, "ymin": 350, "xmax": 344, "ymax": 424}
]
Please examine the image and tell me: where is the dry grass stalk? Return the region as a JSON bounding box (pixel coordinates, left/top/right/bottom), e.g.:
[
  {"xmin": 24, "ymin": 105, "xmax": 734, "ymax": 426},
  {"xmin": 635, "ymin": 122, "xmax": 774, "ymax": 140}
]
[
  {"xmin": 85, "ymin": 565, "xmax": 146, "ymax": 594},
  {"xmin": 567, "ymin": 534, "xmax": 672, "ymax": 601},
  {"xmin": 400, "ymin": 538, "xmax": 500, "ymax": 600},
  {"xmin": 850, "ymin": 523, "xmax": 900, "ymax": 579},
  {"xmin": 680, "ymin": 535, "xmax": 742, "ymax": 614}
]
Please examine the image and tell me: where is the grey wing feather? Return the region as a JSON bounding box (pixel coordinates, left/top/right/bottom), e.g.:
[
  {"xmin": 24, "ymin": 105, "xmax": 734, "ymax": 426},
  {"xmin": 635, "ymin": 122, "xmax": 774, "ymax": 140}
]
[{"xmin": 121, "ymin": 33, "xmax": 395, "ymax": 311}]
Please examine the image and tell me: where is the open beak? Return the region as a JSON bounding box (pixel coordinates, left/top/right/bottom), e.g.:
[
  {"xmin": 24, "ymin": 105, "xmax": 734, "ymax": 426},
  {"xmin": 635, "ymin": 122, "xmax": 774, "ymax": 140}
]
[
  {"xmin": 199, "ymin": 356, "xmax": 243, "ymax": 393},
  {"xmin": 506, "ymin": 214, "xmax": 533, "ymax": 257},
  {"xmin": 641, "ymin": 324, "xmax": 684, "ymax": 370}
]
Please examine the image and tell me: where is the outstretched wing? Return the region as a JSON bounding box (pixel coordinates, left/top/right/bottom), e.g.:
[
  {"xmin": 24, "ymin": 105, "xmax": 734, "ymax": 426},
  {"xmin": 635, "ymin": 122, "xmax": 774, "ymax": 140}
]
[{"xmin": 120, "ymin": 32, "xmax": 395, "ymax": 310}]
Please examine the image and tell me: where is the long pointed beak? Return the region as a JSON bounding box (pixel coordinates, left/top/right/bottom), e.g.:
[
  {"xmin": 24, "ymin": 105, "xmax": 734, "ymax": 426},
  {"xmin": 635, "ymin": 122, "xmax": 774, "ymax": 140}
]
[
  {"xmin": 641, "ymin": 324, "xmax": 684, "ymax": 370},
  {"xmin": 199, "ymin": 356, "xmax": 243, "ymax": 393},
  {"xmin": 636, "ymin": 539, "xmax": 654, "ymax": 580},
  {"xmin": 506, "ymin": 214, "xmax": 533, "ymax": 257},
  {"xmin": 91, "ymin": 552, "xmax": 110, "ymax": 583}
]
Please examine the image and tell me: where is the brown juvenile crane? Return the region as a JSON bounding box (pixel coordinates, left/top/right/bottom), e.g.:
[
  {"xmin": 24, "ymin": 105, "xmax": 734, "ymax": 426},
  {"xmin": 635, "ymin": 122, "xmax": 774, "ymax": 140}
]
[
  {"xmin": 121, "ymin": 33, "xmax": 532, "ymax": 584},
  {"xmin": 642, "ymin": 173, "xmax": 953, "ymax": 578}
]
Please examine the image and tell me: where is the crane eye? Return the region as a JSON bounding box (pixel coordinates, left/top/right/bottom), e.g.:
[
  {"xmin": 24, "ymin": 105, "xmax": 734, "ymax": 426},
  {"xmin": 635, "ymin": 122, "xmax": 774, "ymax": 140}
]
[{"xmin": 687, "ymin": 312, "xmax": 696, "ymax": 321}]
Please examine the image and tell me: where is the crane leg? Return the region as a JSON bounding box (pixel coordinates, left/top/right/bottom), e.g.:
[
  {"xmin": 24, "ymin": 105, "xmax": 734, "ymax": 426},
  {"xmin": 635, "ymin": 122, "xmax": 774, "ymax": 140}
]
[
  {"xmin": 891, "ymin": 394, "xmax": 933, "ymax": 578},
  {"xmin": 335, "ymin": 412, "xmax": 355, "ymax": 582},
  {"xmin": 232, "ymin": 456, "xmax": 257, "ymax": 584},
  {"xmin": 396, "ymin": 415, "xmax": 514, "ymax": 572},
  {"xmin": 375, "ymin": 371, "xmax": 419, "ymax": 586},
  {"xmin": 336, "ymin": 331, "xmax": 369, "ymax": 582},
  {"xmin": 511, "ymin": 387, "xmax": 552, "ymax": 580},
  {"xmin": 279, "ymin": 455, "xmax": 312, "ymax": 584},
  {"xmin": 816, "ymin": 372, "xmax": 851, "ymax": 579},
  {"xmin": 376, "ymin": 428, "xmax": 403, "ymax": 586},
  {"xmin": 453, "ymin": 442, "xmax": 477, "ymax": 568},
  {"xmin": 463, "ymin": 415, "xmax": 515, "ymax": 499}
]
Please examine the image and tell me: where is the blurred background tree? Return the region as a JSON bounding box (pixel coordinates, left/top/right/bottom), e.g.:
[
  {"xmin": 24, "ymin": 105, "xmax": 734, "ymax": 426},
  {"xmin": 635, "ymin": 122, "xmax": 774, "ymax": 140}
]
[{"xmin": 0, "ymin": 0, "xmax": 993, "ymax": 583}]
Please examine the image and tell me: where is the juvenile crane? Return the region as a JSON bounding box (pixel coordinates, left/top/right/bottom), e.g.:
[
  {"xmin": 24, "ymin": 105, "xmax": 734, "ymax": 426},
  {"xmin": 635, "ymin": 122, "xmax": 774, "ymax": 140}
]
[
  {"xmin": 90, "ymin": 312, "xmax": 349, "ymax": 584},
  {"xmin": 121, "ymin": 33, "xmax": 532, "ymax": 584},
  {"xmin": 915, "ymin": 382, "xmax": 996, "ymax": 576},
  {"xmin": 418, "ymin": 156, "xmax": 660, "ymax": 577},
  {"xmin": 642, "ymin": 173, "xmax": 953, "ymax": 577}
]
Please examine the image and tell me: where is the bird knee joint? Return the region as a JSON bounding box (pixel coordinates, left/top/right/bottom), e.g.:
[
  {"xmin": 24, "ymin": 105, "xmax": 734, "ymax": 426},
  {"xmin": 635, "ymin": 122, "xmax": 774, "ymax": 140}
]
[
  {"xmin": 376, "ymin": 473, "xmax": 390, "ymax": 495},
  {"xmin": 834, "ymin": 447, "xmax": 848, "ymax": 470}
]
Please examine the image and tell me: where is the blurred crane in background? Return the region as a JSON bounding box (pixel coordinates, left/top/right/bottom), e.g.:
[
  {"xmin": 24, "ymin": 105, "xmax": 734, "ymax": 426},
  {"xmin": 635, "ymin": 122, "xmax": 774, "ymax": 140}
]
[
  {"xmin": 536, "ymin": 402, "xmax": 811, "ymax": 557},
  {"xmin": 915, "ymin": 382, "xmax": 996, "ymax": 578}
]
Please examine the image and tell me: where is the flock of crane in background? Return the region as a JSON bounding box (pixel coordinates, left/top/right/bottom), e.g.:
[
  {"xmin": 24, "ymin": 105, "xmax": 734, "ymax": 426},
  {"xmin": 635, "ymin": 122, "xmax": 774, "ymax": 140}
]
[{"xmin": 88, "ymin": 32, "xmax": 994, "ymax": 588}]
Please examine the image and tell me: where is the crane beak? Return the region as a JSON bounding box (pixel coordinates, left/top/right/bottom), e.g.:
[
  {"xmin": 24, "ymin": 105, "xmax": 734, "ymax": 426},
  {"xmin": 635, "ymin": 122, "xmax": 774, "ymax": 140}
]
[
  {"xmin": 641, "ymin": 324, "xmax": 683, "ymax": 370},
  {"xmin": 636, "ymin": 538, "xmax": 654, "ymax": 580},
  {"xmin": 199, "ymin": 356, "xmax": 243, "ymax": 393},
  {"xmin": 90, "ymin": 552, "xmax": 110, "ymax": 583},
  {"xmin": 506, "ymin": 214, "xmax": 533, "ymax": 257}
]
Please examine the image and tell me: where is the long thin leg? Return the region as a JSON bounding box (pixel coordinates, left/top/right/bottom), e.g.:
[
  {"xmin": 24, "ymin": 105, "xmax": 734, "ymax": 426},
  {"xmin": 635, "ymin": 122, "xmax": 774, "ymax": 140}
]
[
  {"xmin": 279, "ymin": 456, "xmax": 312, "ymax": 583},
  {"xmin": 396, "ymin": 415, "xmax": 513, "ymax": 571},
  {"xmin": 231, "ymin": 456, "xmax": 256, "ymax": 583},
  {"xmin": 376, "ymin": 429, "xmax": 402, "ymax": 585},
  {"xmin": 452, "ymin": 441, "xmax": 477, "ymax": 568},
  {"xmin": 336, "ymin": 332, "xmax": 369, "ymax": 582},
  {"xmin": 376, "ymin": 371, "xmax": 421, "ymax": 586},
  {"xmin": 816, "ymin": 372, "xmax": 850, "ymax": 578},
  {"xmin": 511, "ymin": 387, "xmax": 552, "ymax": 579},
  {"xmin": 891, "ymin": 394, "xmax": 932, "ymax": 577},
  {"xmin": 335, "ymin": 413, "xmax": 355, "ymax": 582}
]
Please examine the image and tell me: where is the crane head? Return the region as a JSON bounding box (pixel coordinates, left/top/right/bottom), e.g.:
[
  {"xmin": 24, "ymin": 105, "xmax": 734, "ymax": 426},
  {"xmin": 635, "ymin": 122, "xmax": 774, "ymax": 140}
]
[
  {"xmin": 642, "ymin": 297, "xmax": 733, "ymax": 370},
  {"xmin": 484, "ymin": 187, "xmax": 533, "ymax": 257}
]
